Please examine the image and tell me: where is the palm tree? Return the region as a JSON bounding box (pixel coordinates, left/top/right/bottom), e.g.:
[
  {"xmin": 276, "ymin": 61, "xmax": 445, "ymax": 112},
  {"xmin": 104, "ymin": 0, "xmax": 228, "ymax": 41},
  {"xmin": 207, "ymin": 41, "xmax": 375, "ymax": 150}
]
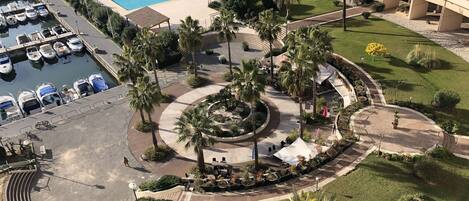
[
  {"xmin": 231, "ymin": 59, "xmax": 267, "ymax": 171},
  {"xmin": 212, "ymin": 8, "xmax": 238, "ymax": 76},
  {"xmin": 175, "ymin": 107, "xmax": 218, "ymax": 174},
  {"xmin": 256, "ymin": 9, "xmax": 282, "ymax": 81},
  {"xmin": 128, "ymin": 76, "xmax": 161, "ymax": 149},
  {"xmin": 113, "ymin": 45, "xmax": 144, "ymax": 85},
  {"xmin": 134, "ymin": 28, "xmax": 164, "ymax": 90},
  {"xmin": 281, "ymin": 26, "xmax": 332, "ymax": 138},
  {"xmin": 276, "ymin": 0, "xmax": 301, "ymax": 19},
  {"xmin": 178, "ymin": 16, "xmax": 203, "ymax": 77}
]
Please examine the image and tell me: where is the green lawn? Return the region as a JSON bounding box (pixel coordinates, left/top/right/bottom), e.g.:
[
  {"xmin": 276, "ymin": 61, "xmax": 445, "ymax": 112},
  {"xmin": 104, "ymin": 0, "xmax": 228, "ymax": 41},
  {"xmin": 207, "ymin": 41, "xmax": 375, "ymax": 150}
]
[
  {"xmin": 286, "ymin": 0, "xmax": 342, "ymax": 20},
  {"xmin": 319, "ymin": 155, "xmax": 469, "ymax": 201},
  {"xmin": 322, "ymin": 17, "xmax": 469, "ymax": 135}
]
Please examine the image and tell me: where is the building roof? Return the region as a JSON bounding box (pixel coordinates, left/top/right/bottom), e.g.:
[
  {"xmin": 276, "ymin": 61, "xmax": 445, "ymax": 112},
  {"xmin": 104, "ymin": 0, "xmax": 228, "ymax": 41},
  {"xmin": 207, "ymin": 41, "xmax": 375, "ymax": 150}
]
[{"xmin": 125, "ymin": 7, "xmax": 169, "ymax": 28}]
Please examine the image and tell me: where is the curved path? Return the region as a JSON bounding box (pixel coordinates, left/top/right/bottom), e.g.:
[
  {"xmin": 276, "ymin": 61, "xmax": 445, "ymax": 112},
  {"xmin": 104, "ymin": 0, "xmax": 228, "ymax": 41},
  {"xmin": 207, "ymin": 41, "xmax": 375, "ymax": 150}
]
[{"xmin": 159, "ymin": 83, "xmax": 299, "ymax": 164}]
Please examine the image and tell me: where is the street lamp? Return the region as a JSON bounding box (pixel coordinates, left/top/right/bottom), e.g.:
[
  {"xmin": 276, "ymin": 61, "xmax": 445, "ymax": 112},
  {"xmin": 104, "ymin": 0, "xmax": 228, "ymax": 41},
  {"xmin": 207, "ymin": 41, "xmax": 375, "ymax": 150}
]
[
  {"xmin": 315, "ymin": 176, "xmax": 320, "ymax": 191},
  {"xmin": 128, "ymin": 182, "xmax": 138, "ymax": 201}
]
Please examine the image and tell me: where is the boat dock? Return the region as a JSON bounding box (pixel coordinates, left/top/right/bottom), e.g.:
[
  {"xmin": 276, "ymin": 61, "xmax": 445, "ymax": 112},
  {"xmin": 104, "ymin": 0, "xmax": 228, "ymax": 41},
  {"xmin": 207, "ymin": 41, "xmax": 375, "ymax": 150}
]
[
  {"xmin": 0, "ymin": 32, "xmax": 75, "ymax": 54},
  {"xmin": 0, "ymin": 2, "xmax": 45, "ymax": 15}
]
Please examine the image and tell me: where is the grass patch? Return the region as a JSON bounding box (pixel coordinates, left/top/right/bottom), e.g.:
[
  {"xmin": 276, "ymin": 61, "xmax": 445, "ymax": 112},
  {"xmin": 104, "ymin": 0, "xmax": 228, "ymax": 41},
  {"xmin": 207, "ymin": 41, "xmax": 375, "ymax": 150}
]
[
  {"xmin": 323, "ymin": 17, "xmax": 469, "ymax": 135},
  {"xmin": 286, "ymin": 0, "xmax": 342, "ymax": 20},
  {"xmin": 319, "ymin": 154, "xmax": 469, "ymax": 201}
]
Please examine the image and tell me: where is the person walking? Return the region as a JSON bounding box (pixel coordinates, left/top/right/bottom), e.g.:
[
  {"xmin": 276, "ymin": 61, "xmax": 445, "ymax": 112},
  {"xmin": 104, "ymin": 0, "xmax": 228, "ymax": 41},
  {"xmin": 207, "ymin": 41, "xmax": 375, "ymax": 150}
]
[{"xmin": 123, "ymin": 156, "xmax": 130, "ymax": 167}]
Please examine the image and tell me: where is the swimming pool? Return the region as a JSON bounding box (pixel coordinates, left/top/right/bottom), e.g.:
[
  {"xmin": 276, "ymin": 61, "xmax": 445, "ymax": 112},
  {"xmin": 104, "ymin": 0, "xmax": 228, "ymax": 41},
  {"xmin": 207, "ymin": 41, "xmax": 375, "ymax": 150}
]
[{"xmin": 112, "ymin": 0, "xmax": 168, "ymax": 10}]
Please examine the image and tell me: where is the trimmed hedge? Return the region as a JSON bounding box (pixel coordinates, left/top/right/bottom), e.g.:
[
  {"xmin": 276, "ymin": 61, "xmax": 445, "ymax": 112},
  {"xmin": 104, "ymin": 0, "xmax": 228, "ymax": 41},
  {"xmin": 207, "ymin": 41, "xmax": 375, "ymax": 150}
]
[
  {"xmin": 144, "ymin": 145, "xmax": 173, "ymax": 162},
  {"xmin": 139, "ymin": 175, "xmax": 181, "ymax": 192}
]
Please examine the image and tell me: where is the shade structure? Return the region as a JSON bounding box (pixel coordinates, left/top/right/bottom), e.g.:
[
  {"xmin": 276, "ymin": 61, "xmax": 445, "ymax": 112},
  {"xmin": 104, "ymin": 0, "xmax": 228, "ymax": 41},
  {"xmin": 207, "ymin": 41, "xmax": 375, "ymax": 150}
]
[{"xmin": 273, "ymin": 138, "xmax": 319, "ymax": 165}]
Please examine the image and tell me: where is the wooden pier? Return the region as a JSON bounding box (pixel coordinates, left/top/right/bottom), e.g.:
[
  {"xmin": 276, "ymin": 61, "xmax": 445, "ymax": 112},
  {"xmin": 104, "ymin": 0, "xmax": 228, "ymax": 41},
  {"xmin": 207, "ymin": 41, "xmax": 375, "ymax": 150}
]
[
  {"xmin": 0, "ymin": 2, "xmax": 45, "ymax": 15},
  {"xmin": 0, "ymin": 32, "xmax": 75, "ymax": 54}
]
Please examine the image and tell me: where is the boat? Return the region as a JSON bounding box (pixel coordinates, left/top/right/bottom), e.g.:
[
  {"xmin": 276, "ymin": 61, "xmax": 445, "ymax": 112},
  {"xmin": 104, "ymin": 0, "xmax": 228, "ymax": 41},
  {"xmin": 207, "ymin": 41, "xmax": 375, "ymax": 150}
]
[
  {"xmin": 73, "ymin": 79, "xmax": 94, "ymax": 97},
  {"xmin": 39, "ymin": 44, "xmax": 56, "ymax": 60},
  {"xmin": 40, "ymin": 28, "xmax": 55, "ymax": 38},
  {"xmin": 51, "ymin": 25, "xmax": 67, "ymax": 35},
  {"xmin": 17, "ymin": 90, "xmax": 43, "ymax": 115},
  {"xmin": 36, "ymin": 83, "xmax": 64, "ymax": 109},
  {"xmin": 15, "ymin": 12, "xmax": 27, "ymax": 23},
  {"xmin": 53, "ymin": 42, "xmax": 71, "ymax": 57},
  {"xmin": 0, "ymin": 53, "xmax": 12, "ymax": 74},
  {"xmin": 6, "ymin": 15, "xmax": 17, "ymax": 26},
  {"xmin": 25, "ymin": 6, "xmax": 37, "ymax": 20},
  {"xmin": 0, "ymin": 95, "xmax": 23, "ymax": 125},
  {"xmin": 29, "ymin": 31, "xmax": 43, "ymax": 41},
  {"xmin": 66, "ymin": 37, "xmax": 84, "ymax": 52},
  {"xmin": 16, "ymin": 33, "xmax": 30, "ymax": 45},
  {"xmin": 61, "ymin": 86, "xmax": 79, "ymax": 103},
  {"xmin": 36, "ymin": 6, "xmax": 49, "ymax": 18},
  {"xmin": 7, "ymin": 2, "xmax": 18, "ymax": 11},
  {"xmin": 26, "ymin": 46, "xmax": 42, "ymax": 62},
  {"xmin": 0, "ymin": 15, "xmax": 7, "ymax": 30},
  {"xmin": 89, "ymin": 74, "xmax": 109, "ymax": 93}
]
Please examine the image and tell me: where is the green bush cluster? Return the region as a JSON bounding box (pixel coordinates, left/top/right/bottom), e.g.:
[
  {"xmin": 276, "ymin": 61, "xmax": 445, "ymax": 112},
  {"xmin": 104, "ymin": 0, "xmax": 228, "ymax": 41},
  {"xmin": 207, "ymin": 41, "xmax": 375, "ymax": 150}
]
[
  {"xmin": 406, "ymin": 45, "xmax": 441, "ymax": 69},
  {"xmin": 432, "ymin": 89, "xmax": 460, "ymax": 109},
  {"xmin": 429, "ymin": 147, "xmax": 454, "ymax": 159},
  {"xmin": 218, "ymin": 55, "xmax": 227, "ymax": 64},
  {"xmin": 136, "ymin": 121, "xmax": 156, "ymax": 133},
  {"xmin": 361, "ymin": 11, "xmax": 371, "ymax": 19},
  {"xmin": 139, "ymin": 175, "xmax": 181, "ymax": 192},
  {"xmin": 242, "ymin": 41, "xmax": 250, "ymax": 51},
  {"xmin": 337, "ymin": 102, "xmax": 367, "ymax": 138},
  {"xmin": 208, "ymin": 1, "xmax": 222, "ymax": 9},
  {"xmin": 186, "ymin": 75, "xmax": 206, "ymax": 88},
  {"xmin": 205, "ymin": 49, "xmax": 214, "ymax": 55},
  {"xmin": 144, "ymin": 145, "xmax": 173, "ymax": 162}
]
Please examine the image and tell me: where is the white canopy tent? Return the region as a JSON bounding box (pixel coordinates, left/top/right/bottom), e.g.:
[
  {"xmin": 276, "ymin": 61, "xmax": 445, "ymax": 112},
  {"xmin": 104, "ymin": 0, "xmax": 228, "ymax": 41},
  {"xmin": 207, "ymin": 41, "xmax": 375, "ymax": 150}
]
[{"xmin": 273, "ymin": 138, "xmax": 319, "ymax": 165}]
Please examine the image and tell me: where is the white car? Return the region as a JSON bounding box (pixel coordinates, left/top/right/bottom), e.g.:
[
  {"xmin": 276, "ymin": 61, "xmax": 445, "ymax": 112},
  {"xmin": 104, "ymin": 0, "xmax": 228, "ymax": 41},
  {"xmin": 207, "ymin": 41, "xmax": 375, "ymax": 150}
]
[
  {"xmin": 0, "ymin": 53, "xmax": 12, "ymax": 74},
  {"xmin": 66, "ymin": 37, "xmax": 84, "ymax": 52}
]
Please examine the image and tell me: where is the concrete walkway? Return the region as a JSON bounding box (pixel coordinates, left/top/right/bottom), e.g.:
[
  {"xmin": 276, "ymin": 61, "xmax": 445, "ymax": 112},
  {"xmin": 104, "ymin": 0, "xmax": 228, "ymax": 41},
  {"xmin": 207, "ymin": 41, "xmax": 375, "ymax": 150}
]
[{"xmin": 159, "ymin": 83, "xmax": 300, "ymax": 163}]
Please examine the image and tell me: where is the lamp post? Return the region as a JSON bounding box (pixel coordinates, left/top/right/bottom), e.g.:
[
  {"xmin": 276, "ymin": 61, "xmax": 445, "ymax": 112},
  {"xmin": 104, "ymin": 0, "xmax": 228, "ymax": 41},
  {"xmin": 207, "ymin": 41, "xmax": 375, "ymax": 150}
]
[
  {"xmin": 315, "ymin": 176, "xmax": 320, "ymax": 191},
  {"xmin": 128, "ymin": 182, "xmax": 138, "ymax": 201},
  {"xmin": 154, "ymin": 59, "xmax": 160, "ymax": 89}
]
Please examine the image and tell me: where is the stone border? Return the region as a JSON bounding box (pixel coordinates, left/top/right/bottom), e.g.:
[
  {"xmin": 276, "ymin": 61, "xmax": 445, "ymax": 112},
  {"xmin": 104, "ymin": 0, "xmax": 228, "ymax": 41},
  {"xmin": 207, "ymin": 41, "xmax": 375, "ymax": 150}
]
[{"xmin": 206, "ymin": 100, "xmax": 271, "ymax": 143}]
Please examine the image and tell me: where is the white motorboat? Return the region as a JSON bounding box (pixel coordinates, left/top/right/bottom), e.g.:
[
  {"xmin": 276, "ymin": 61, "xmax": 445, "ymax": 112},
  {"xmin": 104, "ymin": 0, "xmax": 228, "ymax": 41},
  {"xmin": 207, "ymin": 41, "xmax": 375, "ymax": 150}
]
[
  {"xmin": 0, "ymin": 53, "xmax": 13, "ymax": 74},
  {"xmin": 61, "ymin": 86, "xmax": 79, "ymax": 103},
  {"xmin": 66, "ymin": 37, "xmax": 84, "ymax": 53},
  {"xmin": 15, "ymin": 12, "xmax": 27, "ymax": 23},
  {"xmin": 40, "ymin": 28, "xmax": 55, "ymax": 38},
  {"xmin": 36, "ymin": 6, "xmax": 49, "ymax": 18},
  {"xmin": 51, "ymin": 25, "xmax": 67, "ymax": 35},
  {"xmin": 16, "ymin": 33, "xmax": 30, "ymax": 45},
  {"xmin": 39, "ymin": 44, "xmax": 56, "ymax": 59},
  {"xmin": 89, "ymin": 74, "xmax": 109, "ymax": 93},
  {"xmin": 36, "ymin": 83, "xmax": 64, "ymax": 109},
  {"xmin": 0, "ymin": 95, "xmax": 23, "ymax": 125},
  {"xmin": 25, "ymin": 6, "xmax": 38, "ymax": 20},
  {"xmin": 73, "ymin": 79, "xmax": 94, "ymax": 97},
  {"xmin": 0, "ymin": 15, "xmax": 7, "ymax": 30},
  {"xmin": 17, "ymin": 90, "xmax": 43, "ymax": 115},
  {"xmin": 6, "ymin": 15, "xmax": 17, "ymax": 26},
  {"xmin": 29, "ymin": 31, "xmax": 43, "ymax": 41},
  {"xmin": 53, "ymin": 42, "xmax": 71, "ymax": 57},
  {"xmin": 26, "ymin": 46, "xmax": 42, "ymax": 62},
  {"xmin": 7, "ymin": 2, "xmax": 18, "ymax": 11}
]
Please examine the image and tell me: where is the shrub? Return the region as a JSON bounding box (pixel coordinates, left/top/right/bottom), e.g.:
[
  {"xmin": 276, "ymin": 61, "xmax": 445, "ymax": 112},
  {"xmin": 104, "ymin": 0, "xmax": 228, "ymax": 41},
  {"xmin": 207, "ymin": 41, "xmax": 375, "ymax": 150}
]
[
  {"xmin": 365, "ymin": 42, "xmax": 387, "ymax": 57},
  {"xmin": 208, "ymin": 1, "xmax": 222, "ymax": 9},
  {"xmin": 398, "ymin": 193, "xmax": 433, "ymax": 201},
  {"xmin": 371, "ymin": 2, "xmax": 385, "ymax": 12},
  {"xmin": 139, "ymin": 175, "xmax": 181, "ymax": 192},
  {"xmin": 432, "ymin": 89, "xmax": 460, "ymax": 109},
  {"xmin": 218, "ymin": 55, "xmax": 227, "ymax": 64},
  {"xmin": 144, "ymin": 145, "xmax": 173, "ymax": 161},
  {"xmin": 406, "ymin": 45, "xmax": 441, "ymax": 69},
  {"xmin": 361, "ymin": 11, "xmax": 371, "ymax": 19},
  {"xmin": 242, "ymin": 41, "xmax": 250, "ymax": 51},
  {"xmin": 91, "ymin": 7, "xmax": 110, "ymax": 29},
  {"xmin": 429, "ymin": 146, "xmax": 454, "ymax": 159},
  {"xmin": 440, "ymin": 120, "xmax": 457, "ymax": 134},
  {"xmin": 205, "ymin": 49, "xmax": 214, "ymax": 55},
  {"xmin": 136, "ymin": 121, "xmax": 156, "ymax": 133},
  {"xmin": 121, "ymin": 26, "xmax": 138, "ymax": 45},
  {"xmin": 186, "ymin": 75, "xmax": 205, "ymax": 88},
  {"xmin": 223, "ymin": 71, "xmax": 233, "ymax": 81},
  {"xmin": 107, "ymin": 12, "xmax": 125, "ymax": 38},
  {"xmin": 333, "ymin": 0, "xmax": 341, "ymax": 6}
]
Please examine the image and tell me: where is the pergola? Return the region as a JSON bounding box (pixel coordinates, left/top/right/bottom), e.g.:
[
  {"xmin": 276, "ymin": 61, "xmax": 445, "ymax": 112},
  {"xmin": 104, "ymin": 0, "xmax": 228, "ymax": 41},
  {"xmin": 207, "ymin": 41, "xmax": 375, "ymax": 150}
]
[{"xmin": 125, "ymin": 6, "xmax": 171, "ymax": 31}]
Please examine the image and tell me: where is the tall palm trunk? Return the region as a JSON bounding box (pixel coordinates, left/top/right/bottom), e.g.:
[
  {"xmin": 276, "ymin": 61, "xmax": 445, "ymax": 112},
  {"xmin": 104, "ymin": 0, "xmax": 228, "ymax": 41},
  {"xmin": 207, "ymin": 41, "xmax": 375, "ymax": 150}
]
[
  {"xmin": 252, "ymin": 102, "xmax": 259, "ymax": 170},
  {"xmin": 227, "ymin": 39, "xmax": 233, "ymax": 75},
  {"xmin": 342, "ymin": 0, "xmax": 347, "ymax": 31},
  {"xmin": 139, "ymin": 108, "xmax": 146, "ymax": 123},
  {"xmin": 312, "ymin": 81, "xmax": 317, "ymax": 115},
  {"xmin": 192, "ymin": 51, "xmax": 197, "ymax": 77},
  {"xmin": 151, "ymin": 62, "xmax": 161, "ymax": 91},
  {"xmin": 147, "ymin": 112, "xmax": 158, "ymax": 149},
  {"xmin": 269, "ymin": 42, "xmax": 274, "ymax": 81},
  {"xmin": 197, "ymin": 146, "xmax": 205, "ymax": 174},
  {"xmin": 299, "ymin": 97, "xmax": 304, "ymax": 138}
]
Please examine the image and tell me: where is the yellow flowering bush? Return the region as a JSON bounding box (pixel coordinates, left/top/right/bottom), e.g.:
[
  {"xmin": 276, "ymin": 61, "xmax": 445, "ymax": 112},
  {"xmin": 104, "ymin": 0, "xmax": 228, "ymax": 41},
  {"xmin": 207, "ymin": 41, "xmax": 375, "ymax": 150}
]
[{"xmin": 365, "ymin": 42, "xmax": 388, "ymax": 57}]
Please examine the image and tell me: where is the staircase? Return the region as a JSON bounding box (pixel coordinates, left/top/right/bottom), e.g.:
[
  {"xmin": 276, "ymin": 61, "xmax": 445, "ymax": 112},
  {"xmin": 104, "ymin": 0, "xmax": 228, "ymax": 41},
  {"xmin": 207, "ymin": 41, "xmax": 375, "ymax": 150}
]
[{"xmin": 5, "ymin": 166, "xmax": 38, "ymax": 201}]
